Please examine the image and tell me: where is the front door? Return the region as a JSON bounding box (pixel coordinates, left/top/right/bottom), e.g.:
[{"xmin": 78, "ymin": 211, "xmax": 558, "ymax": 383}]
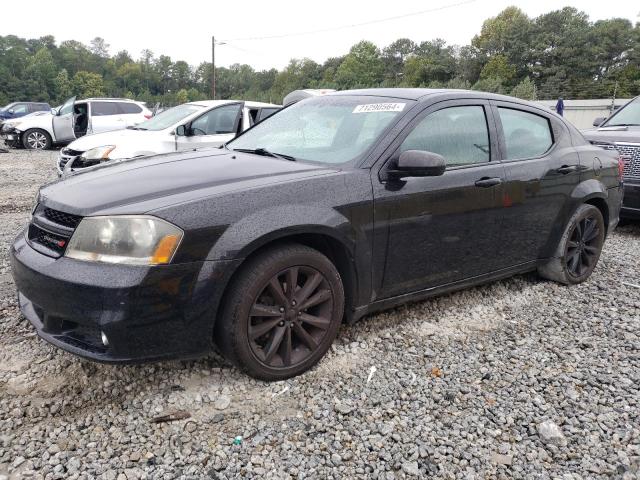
[
  {"xmin": 372, "ymin": 100, "xmax": 508, "ymax": 300},
  {"xmin": 52, "ymin": 96, "xmax": 76, "ymax": 142},
  {"xmin": 176, "ymin": 103, "xmax": 243, "ymax": 151}
]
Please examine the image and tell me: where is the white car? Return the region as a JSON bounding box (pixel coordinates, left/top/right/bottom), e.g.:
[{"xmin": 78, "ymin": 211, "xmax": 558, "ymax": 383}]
[
  {"xmin": 1, "ymin": 97, "xmax": 151, "ymax": 150},
  {"xmin": 57, "ymin": 100, "xmax": 280, "ymax": 175}
]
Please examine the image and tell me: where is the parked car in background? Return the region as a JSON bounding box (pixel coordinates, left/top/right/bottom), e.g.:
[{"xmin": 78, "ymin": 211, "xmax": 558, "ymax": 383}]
[
  {"xmin": 57, "ymin": 100, "xmax": 280, "ymax": 175},
  {"xmin": 582, "ymin": 95, "xmax": 640, "ymax": 219},
  {"xmin": 0, "ymin": 101, "xmax": 51, "ymax": 122},
  {"xmin": 0, "ymin": 97, "xmax": 151, "ymax": 150},
  {"xmin": 1, "ymin": 111, "xmax": 56, "ymax": 148},
  {"xmin": 11, "ymin": 89, "xmax": 622, "ymax": 380},
  {"xmin": 283, "ymin": 89, "xmax": 336, "ymax": 106}
]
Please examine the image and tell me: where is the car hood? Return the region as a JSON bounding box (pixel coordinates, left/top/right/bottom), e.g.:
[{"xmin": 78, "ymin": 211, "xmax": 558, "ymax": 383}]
[
  {"xmin": 68, "ymin": 128, "xmax": 166, "ymax": 151},
  {"xmin": 39, "ymin": 150, "xmax": 337, "ymax": 216},
  {"xmin": 581, "ymin": 126, "xmax": 640, "ymax": 144}
]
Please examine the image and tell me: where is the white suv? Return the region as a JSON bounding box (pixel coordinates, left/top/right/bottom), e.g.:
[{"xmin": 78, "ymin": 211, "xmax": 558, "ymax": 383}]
[
  {"xmin": 57, "ymin": 100, "xmax": 280, "ymax": 175},
  {"xmin": 1, "ymin": 97, "xmax": 151, "ymax": 150}
]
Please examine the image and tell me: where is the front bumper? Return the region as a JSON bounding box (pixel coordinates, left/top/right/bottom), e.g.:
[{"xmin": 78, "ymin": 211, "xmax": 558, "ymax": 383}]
[
  {"xmin": 10, "ymin": 232, "xmax": 236, "ymax": 363},
  {"xmin": 1, "ymin": 127, "xmax": 19, "ymax": 145},
  {"xmin": 621, "ymin": 179, "xmax": 640, "ymax": 219}
]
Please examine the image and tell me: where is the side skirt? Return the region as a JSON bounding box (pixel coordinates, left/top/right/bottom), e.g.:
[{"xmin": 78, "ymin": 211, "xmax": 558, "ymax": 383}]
[{"xmin": 348, "ymin": 260, "xmax": 540, "ymax": 324}]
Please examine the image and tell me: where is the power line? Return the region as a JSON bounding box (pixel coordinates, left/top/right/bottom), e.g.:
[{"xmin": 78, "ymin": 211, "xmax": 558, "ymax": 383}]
[{"xmin": 222, "ymin": 0, "xmax": 478, "ymax": 42}]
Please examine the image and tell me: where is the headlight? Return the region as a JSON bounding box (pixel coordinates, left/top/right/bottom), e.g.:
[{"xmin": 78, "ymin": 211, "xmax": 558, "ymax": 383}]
[
  {"xmin": 65, "ymin": 216, "xmax": 183, "ymax": 265},
  {"xmin": 82, "ymin": 145, "xmax": 116, "ymax": 161}
]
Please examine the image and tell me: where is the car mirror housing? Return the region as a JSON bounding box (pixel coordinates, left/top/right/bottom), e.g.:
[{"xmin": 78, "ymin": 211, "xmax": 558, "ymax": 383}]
[
  {"xmin": 175, "ymin": 124, "xmax": 190, "ymax": 137},
  {"xmin": 593, "ymin": 117, "xmax": 606, "ymax": 127},
  {"xmin": 8, "ymin": 109, "xmax": 15, "ymax": 114},
  {"xmin": 51, "ymin": 108, "xmax": 58, "ymax": 116},
  {"xmin": 388, "ymin": 150, "xmax": 447, "ymax": 179}
]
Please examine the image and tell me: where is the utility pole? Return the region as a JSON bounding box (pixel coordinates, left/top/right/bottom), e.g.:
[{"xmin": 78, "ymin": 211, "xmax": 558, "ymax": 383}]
[{"xmin": 211, "ymin": 36, "xmax": 216, "ymax": 100}]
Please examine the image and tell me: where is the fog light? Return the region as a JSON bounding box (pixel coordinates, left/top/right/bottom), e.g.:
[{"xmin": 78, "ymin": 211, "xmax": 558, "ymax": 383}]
[{"xmin": 101, "ymin": 331, "xmax": 109, "ymax": 347}]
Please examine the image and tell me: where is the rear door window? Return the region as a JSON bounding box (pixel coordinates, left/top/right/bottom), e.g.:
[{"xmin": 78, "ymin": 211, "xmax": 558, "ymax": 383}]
[
  {"xmin": 400, "ymin": 105, "xmax": 491, "ymax": 166},
  {"xmin": 498, "ymin": 107, "xmax": 553, "ymax": 160},
  {"xmin": 91, "ymin": 102, "xmax": 120, "ymax": 116},
  {"xmin": 118, "ymin": 102, "xmax": 142, "ymax": 114}
]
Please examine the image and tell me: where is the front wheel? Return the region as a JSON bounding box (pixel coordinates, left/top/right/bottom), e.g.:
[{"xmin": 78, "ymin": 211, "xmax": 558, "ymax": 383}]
[
  {"xmin": 538, "ymin": 204, "xmax": 605, "ymax": 284},
  {"xmin": 215, "ymin": 244, "xmax": 345, "ymax": 380},
  {"xmin": 22, "ymin": 129, "xmax": 52, "ymax": 150}
]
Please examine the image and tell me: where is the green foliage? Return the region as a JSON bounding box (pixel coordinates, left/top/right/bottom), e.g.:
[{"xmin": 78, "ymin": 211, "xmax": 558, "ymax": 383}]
[
  {"xmin": 72, "ymin": 71, "xmax": 104, "ymax": 98},
  {"xmin": 1, "ymin": 7, "xmax": 639, "ymax": 108},
  {"xmin": 335, "ymin": 41, "xmax": 384, "ymax": 88},
  {"xmin": 510, "ymin": 77, "xmax": 537, "ymax": 100}
]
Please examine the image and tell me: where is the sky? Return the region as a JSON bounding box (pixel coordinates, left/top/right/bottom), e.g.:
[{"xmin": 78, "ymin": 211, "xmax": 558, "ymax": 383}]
[{"xmin": 5, "ymin": 0, "xmax": 640, "ymax": 70}]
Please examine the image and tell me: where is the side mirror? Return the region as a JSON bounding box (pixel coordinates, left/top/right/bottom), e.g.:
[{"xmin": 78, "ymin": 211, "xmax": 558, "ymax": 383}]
[
  {"xmin": 388, "ymin": 150, "xmax": 447, "ymax": 178},
  {"xmin": 51, "ymin": 108, "xmax": 58, "ymax": 116},
  {"xmin": 8, "ymin": 109, "xmax": 14, "ymax": 114},
  {"xmin": 593, "ymin": 117, "xmax": 606, "ymax": 127},
  {"xmin": 175, "ymin": 124, "xmax": 190, "ymax": 137}
]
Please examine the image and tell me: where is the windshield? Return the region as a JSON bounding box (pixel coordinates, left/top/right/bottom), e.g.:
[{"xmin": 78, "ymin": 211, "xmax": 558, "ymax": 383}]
[
  {"xmin": 134, "ymin": 104, "xmax": 202, "ymax": 131},
  {"xmin": 229, "ymin": 96, "xmax": 410, "ymax": 164},
  {"xmin": 0, "ymin": 103, "xmax": 16, "ymax": 112},
  {"xmin": 605, "ymin": 98, "xmax": 640, "ymax": 127}
]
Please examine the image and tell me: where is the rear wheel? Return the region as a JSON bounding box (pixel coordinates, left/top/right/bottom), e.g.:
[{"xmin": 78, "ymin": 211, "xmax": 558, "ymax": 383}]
[
  {"xmin": 22, "ymin": 129, "xmax": 52, "ymax": 150},
  {"xmin": 216, "ymin": 244, "xmax": 344, "ymax": 380},
  {"xmin": 538, "ymin": 204, "xmax": 605, "ymax": 284}
]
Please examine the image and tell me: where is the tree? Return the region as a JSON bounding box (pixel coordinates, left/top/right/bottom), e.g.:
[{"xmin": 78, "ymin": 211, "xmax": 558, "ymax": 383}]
[
  {"xmin": 54, "ymin": 69, "xmax": 72, "ymax": 102},
  {"xmin": 89, "ymin": 37, "xmax": 110, "ymax": 58},
  {"xmin": 335, "ymin": 41, "xmax": 384, "ymax": 88},
  {"xmin": 480, "ymin": 55, "xmax": 516, "ymax": 84},
  {"xmin": 510, "ymin": 77, "xmax": 536, "ymax": 99},
  {"xmin": 72, "ymin": 71, "xmax": 105, "ymax": 97}
]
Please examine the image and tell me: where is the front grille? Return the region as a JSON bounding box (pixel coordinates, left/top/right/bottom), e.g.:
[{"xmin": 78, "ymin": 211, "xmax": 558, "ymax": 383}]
[
  {"xmin": 59, "ymin": 148, "xmax": 84, "ymax": 170},
  {"xmin": 27, "ymin": 205, "xmax": 82, "ymax": 257},
  {"xmin": 599, "ymin": 143, "xmax": 640, "ymax": 178},
  {"xmin": 28, "ymin": 224, "xmax": 69, "ymax": 255},
  {"xmin": 44, "ymin": 207, "xmax": 82, "ymax": 228}
]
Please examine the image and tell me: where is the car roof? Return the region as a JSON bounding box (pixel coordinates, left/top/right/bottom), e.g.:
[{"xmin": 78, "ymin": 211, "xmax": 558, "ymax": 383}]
[
  {"xmin": 81, "ymin": 98, "xmax": 142, "ymax": 103},
  {"xmin": 328, "ymin": 88, "xmax": 544, "ymax": 108},
  {"xmin": 188, "ymin": 100, "xmax": 280, "ymax": 108}
]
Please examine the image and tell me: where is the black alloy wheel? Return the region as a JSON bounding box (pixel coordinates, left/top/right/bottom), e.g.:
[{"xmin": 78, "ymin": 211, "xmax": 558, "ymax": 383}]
[
  {"xmin": 564, "ymin": 213, "xmax": 602, "ymax": 279},
  {"xmin": 249, "ymin": 265, "xmax": 334, "ymax": 368},
  {"xmin": 216, "ymin": 244, "xmax": 344, "ymax": 380},
  {"xmin": 538, "ymin": 203, "xmax": 605, "ymax": 284}
]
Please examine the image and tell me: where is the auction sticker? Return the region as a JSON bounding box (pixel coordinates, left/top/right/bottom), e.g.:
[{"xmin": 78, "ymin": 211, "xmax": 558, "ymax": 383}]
[{"xmin": 353, "ymin": 103, "xmax": 406, "ymax": 113}]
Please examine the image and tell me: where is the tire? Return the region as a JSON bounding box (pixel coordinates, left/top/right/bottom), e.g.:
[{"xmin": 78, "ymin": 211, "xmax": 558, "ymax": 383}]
[
  {"xmin": 538, "ymin": 204, "xmax": 605, "ymax": 284},
  {"xmin": 215, "ymin": 243, "xmax": 345, "ymax": 380},
  {"xmin": 22, "ymin": 129, "xmax": 52, "ymax": 150}
]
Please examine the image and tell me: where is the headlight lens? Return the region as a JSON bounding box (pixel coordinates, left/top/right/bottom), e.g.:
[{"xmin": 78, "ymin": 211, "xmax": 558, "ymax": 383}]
[
  {"xmin": 82, "ymin": 145, "xmax": 116, "ymax": 161},
  {"xmin": 65, "ymin": 216, "xmax": 183, "ymax": 265}
]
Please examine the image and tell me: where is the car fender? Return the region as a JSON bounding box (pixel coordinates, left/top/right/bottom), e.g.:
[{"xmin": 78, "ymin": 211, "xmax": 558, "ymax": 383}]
[
  {"xmin": 206, "ymin": 204, "xmax": 357, "ymax": 262},
  {"xmin": 570, "ymin": 178, "xmax": 608, "ymax": 202},
  {"xmin": 14, "ymin": 114, "xmax": 54, "ymax": 138}
]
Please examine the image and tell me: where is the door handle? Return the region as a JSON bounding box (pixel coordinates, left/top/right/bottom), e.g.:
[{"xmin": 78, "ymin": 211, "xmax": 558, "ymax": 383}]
[
  {"xmin": 475, "ymin": 177, "xmax": 502, "ymax": 188},
  {"xmin": 556, "ymin": 165, "xmax": 579, "ymax": 174}
]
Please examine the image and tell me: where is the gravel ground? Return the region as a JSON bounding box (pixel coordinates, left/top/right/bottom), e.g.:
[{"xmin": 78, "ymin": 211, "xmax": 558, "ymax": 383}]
[{"xmin": 0, "ymin": 148, "xmax": 639, "ymax": 480}]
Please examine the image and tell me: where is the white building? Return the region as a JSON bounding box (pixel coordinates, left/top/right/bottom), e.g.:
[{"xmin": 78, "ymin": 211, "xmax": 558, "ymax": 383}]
[{"xmin": 536, "ymin": 98, "xmax": 632, "ymax": 129}]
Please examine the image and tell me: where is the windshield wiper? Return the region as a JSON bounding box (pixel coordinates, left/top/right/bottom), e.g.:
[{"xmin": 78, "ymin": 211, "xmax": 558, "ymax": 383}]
[
  {"xmin": 233, "ymin": 147, "xmax": 296, "ymax": 161},
  {"xmin": 603, "ymin": 123, "xmax": 640, "ymax": 127},
  {"xmin": 127, "ymin": 126, "xmax": 148, "ymax": 130}
]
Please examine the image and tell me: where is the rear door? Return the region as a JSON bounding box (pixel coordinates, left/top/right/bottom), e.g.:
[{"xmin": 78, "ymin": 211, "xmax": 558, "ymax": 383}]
[
  {"xmin": 52, "ymin": 96, "xmax": 76, "ymax": 142},
  {"xmin": 372, "ymin": 99, "xmax": 508, "ymax": 299},
  {"xmin": 491, "ymin": 101, "xmax": 582, "ymax": 264},
  {"xmin": 175, "ymin": 103, "xmax": 243, "ymax": 150},
  {"xmin": 117, "ymin": 102, "xmax": 145, "ymax": 126},
  {"xmin": 89, "ymin": 101, "xmax": 125, "ymax": 133}
]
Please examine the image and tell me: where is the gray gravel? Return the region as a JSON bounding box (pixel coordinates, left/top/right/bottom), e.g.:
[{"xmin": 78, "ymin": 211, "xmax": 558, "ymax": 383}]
[{"xmin": 1, "ymin": 148, "xmax": 639, "ymax": 479}]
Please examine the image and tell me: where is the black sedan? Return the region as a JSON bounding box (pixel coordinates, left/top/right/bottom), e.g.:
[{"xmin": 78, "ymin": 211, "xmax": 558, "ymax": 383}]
[{"xmin": 10, "ymin": 89, "xmax": 623, "ymax": 380}]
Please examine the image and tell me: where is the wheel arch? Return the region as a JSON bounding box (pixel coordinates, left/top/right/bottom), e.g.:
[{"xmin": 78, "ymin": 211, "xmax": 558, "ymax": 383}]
[
  {"xmin": 570, "ymin": 178, "xmax": 611, "ymax": 235},
  {"xmin": 215, "ymin": 227, "xmax": 359, "ymax": 326}
]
